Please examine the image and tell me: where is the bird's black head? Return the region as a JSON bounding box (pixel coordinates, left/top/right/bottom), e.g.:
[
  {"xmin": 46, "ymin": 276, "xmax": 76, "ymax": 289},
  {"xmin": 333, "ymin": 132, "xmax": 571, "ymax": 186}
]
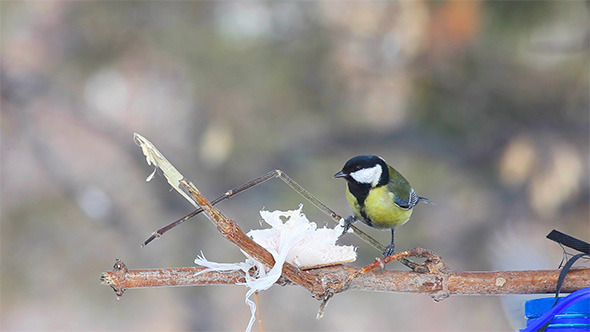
[{"xmin": 334, "ymin": 155, "xmax": 389, "ymax": 187}]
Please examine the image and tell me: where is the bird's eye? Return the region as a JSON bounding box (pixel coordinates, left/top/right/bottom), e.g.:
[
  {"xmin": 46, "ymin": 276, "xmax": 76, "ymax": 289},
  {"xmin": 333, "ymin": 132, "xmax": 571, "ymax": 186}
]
[{"xmin": 353, "ymin": 165, "xmax": 362, "ymax": 171}]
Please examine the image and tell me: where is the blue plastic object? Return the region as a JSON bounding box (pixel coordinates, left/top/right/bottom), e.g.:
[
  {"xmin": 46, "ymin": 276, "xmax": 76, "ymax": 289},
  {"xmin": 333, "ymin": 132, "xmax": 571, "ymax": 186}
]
[{"xmin": 521, "ymin": 287, "xmax": 590, "ymax": 332}]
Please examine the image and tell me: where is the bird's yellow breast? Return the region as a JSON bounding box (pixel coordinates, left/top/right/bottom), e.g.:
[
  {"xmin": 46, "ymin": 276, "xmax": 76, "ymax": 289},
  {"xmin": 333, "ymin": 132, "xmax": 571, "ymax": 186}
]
[{"xmin": 346, "ymin": 185, "xmax": 413, "ymax": 230}]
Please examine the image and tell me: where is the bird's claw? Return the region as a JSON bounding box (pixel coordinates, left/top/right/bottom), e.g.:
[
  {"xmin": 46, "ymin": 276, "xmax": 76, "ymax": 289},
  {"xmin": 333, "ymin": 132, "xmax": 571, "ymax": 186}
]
[
  {"xmin": 339, "ymin": 215, "xmax": 357, "ymax": 238},
  {"xmin": 383, "ymin": 243, "xmax": 395, "ymax": 258}
]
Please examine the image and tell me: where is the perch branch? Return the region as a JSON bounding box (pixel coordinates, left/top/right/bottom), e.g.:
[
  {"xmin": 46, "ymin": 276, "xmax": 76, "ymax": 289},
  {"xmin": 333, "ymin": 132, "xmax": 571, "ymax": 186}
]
[{"xmin": 101, "ymin": 259, "xmax": 590, "ymax": 300}]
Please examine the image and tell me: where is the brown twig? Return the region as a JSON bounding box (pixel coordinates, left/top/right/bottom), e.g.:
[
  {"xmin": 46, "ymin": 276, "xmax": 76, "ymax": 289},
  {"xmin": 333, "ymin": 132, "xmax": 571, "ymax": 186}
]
[
  {"xmin": 348, "ymin": 247, "xmax": 448, "ymax": 281},
  {"xmin": 101, "ymin": 259, "xmax": 590, "ymax": 300}
]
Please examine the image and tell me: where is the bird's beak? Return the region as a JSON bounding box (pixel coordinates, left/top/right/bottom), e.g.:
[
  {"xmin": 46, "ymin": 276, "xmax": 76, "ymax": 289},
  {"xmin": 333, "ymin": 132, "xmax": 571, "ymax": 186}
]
[{"xmin": 334, "ymin": 170, "xmax": 346, "ymax": 179}]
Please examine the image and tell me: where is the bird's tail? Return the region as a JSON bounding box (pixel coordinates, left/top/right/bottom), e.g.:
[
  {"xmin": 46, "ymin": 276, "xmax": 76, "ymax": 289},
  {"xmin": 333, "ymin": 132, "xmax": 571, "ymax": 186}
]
[{"xmin": 418, "ymin": 196, "xmax": 435, "ymax": 205}]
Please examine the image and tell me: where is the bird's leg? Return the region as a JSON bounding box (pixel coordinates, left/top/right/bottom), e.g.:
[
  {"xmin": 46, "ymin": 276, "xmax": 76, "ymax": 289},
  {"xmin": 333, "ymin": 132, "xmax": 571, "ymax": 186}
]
[
  {"xmin": 340, "ymin": 215, "xmax": 358, "ymax": 237},
  {"xmin": 384, "ymin": 228, "xmax": 396, "ymax": 257},
  {"xmin": 378, "ymin": 229, "xmax": 430, "ymax": 273},
  {"xmin": 376, "ymin": 228, "xmax": 398, "ymax": 269}
]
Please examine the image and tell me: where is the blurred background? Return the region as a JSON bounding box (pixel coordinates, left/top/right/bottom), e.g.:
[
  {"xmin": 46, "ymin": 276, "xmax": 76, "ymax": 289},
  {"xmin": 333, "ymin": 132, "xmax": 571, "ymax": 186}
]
[{"xmin": 1, "ymin": 1, "xmax": 588, "ymax": 331}]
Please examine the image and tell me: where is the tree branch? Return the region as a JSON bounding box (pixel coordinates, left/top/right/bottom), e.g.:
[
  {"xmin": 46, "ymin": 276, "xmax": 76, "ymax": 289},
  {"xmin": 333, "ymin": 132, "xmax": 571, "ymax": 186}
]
[{"xmin": 101, "ymin": 259, "xmax": 590, "ymax": 300}]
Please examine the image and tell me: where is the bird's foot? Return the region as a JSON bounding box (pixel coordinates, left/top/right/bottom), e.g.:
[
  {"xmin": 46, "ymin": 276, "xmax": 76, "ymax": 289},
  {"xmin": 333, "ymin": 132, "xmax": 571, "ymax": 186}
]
[
  {"xmin": 383, "ymin": 243, "xmax": 395, "ymax": 258},
  {"xmin": 339, "ymin": 215, "xmax": 357, "ymax": 238}
]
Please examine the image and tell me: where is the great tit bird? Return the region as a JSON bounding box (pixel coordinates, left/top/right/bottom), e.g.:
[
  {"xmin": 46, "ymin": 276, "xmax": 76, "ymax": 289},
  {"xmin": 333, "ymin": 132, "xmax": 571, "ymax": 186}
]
[{"xmin": 334, "ymin": 154, "xmax": 431, "ymax": 257}]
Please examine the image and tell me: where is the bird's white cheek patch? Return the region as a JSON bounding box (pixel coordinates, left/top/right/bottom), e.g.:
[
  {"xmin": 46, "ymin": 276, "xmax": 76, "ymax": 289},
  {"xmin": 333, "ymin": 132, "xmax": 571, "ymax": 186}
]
[{"xmin": 350, "ymin": 165, "xmax": 382, "ymax": 186}]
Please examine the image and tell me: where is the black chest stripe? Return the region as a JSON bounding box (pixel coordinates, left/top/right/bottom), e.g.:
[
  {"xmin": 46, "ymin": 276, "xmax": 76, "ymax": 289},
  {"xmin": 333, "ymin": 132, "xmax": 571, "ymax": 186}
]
[
  {"xmin": 348, "ymin": 182, "xmax": 370, "ymax": 205},
  {"xmin": 348, "ymin": 182, "xmax": 374, "ymax": 226}
]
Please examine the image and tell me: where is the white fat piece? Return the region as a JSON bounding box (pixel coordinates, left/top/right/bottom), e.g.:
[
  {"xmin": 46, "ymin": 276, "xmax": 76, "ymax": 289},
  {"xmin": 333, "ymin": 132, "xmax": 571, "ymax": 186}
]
[{"xmin": 350, "ymin": 164, "xmax": 382, "ymax": 187}]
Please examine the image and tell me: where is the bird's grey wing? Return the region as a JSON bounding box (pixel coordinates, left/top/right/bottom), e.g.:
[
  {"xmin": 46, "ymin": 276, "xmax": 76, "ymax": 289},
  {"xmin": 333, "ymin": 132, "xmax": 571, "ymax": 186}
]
[
  {"xmin": 387, "ymin": 165, "xmax": 419, "ymax": 209},
  {"xmin": 394, "ymin": 188, "xmax": 420, "ymax": 209}
]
